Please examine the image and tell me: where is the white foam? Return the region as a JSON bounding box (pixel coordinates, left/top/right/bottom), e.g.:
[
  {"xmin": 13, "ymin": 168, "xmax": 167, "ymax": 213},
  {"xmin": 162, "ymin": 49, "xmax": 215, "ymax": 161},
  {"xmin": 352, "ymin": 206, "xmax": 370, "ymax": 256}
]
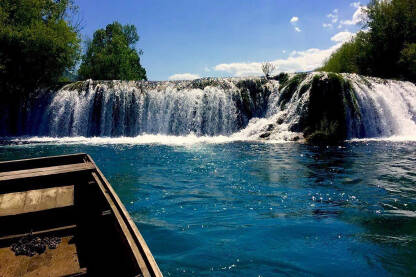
[
  {"xmin": 347, "ymin": 136, "xmax": 416, "ymax": 143},
  {"xmin": 5, "ymin": 131, "xmax": 299, "ymax": 146},
  {"xmin": 6, "ymin": 133, "xmax": 416, "ymax": 147}
]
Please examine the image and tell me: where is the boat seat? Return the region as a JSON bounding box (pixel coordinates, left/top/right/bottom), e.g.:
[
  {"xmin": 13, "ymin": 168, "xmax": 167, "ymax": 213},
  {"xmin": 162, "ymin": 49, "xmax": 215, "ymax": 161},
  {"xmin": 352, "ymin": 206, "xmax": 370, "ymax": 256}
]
[{"xmin": 0, "ymin": 186, "xmax": 74, "ymax": 216}]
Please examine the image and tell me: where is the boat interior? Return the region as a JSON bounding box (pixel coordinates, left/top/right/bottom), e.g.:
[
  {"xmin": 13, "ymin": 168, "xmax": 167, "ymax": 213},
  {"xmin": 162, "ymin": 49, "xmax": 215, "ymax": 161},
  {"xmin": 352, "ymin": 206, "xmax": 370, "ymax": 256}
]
[{"xmin": 0, "ymin": 153, "xmax": 161, "ymax": 277}]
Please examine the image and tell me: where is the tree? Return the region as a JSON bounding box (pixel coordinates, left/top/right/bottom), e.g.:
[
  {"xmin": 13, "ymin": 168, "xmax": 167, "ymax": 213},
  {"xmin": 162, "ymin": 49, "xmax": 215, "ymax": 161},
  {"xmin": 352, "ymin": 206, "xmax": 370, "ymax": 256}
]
[
  {"xmin": 320, "ymin": 32, "xmax": 370, "ymax": 74},
  {"xmin": 364, "ymin": 0, "xmax": 416, "ymax": 80},
  {"xmin": 78, "ymin": 22, "xmax": 147, "ymax": 81},
  {"xmin": 399, "ymin": 43, "xmax": 416, "ymax": 81},
  {"xmin": 0, "ymin": 0, "xmax": 81, "ymax": 95},
  {"xmin": 261, "ymin": 62, "xmax": 277, "ymax": 79},
  {"xmin": 320, "ymin": 0, "xmax": 416, "ymax": 82}
]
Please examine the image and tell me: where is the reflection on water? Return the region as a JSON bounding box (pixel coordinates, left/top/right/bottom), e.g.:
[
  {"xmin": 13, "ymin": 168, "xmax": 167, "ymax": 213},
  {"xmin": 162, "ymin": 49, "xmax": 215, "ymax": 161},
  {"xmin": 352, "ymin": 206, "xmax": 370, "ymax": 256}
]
[{"xmin": 0, "ymin": 141, "xmax": 415, "ymax": 276}]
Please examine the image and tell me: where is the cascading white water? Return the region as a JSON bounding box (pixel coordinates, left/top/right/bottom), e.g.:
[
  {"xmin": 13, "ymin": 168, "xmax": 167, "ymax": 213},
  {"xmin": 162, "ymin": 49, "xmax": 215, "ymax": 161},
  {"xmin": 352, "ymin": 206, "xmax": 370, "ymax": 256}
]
[
  {"xmin": 346, "ymin": 74, "xmax": 416, "ymax": 139},
  {"xmin": 233, "ymin": 73, "xmax": 416, "ymax": 141},
  {"xmin": 2, "ymin": 73, "xmax": 416, "ymax": 142},
  {"xmin": 24, "ymin": 78, "xmax": 275, "ymax": 137},
  {"xmin": 232, "ymin": 73, "xmax": 314, "ymax": 141}
]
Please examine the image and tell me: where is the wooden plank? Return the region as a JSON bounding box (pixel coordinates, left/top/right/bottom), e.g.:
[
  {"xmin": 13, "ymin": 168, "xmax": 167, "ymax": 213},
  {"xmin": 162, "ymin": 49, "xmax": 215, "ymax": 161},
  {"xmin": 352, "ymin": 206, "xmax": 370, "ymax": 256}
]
[
  {"xmin": 0, "ymin": 153, "xmax": 88, "ymax": 173},
  {"xmin": 0, "ymin": 191, "xmax": 26, "ymax": 216},
  {"xmin": 0, "ymin": 163, "xmax": 95, "ymax": 183},
  {"xmin": 23, "ymin": 189, "xmax": 43, "ymax": 212},
  {"xmin": 0, "ymin": 224, "xmax": 76, "ymax": 242},
  {"xmin": 62, "ymin": 268, "xmax": 88, "ymax": 277},
  {"xmin": 0, "ymin": 186, "xmax": 74, "ymax": 216},
  {"xmin": 0, "ymin": 206, "xmax": 77, "ymax": 240},
  {"xmin": 89, "ymin": 156, "xmax": 162, "ymax": 277},
  {"xmin": 0, "ymin": 153, "xmax": 87, "ymax": 166},
  {"xmin": 0, "ymin": 235, "xmax": 81, "ymax": 277}
]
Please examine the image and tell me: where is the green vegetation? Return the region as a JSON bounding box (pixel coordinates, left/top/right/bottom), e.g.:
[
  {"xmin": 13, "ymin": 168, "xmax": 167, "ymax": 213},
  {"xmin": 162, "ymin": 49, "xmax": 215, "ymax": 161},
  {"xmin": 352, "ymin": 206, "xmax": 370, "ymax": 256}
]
[
  {"xmin": 399, "ymin": 43, "xmax": 416, "ymax": 81},
  {"xmin": 78, "ymin": 22, "xmax": 147, "ymax": 81},
  {"xmin": 63, "ymin": 80, "xmax": 89, "ymax": 91},
  {"xmin": 0, "ymin": 2, "xmax": 148, "ymax": 94},
  {"xmin": 320, "ymin": 0, "xmax": 416, "ymax": 82},
  {"xmin": 273, "ymin": 73, "xmax": 289, "ymax": 87},
  {"xmin": 0, "ymin": 0, "xmax": 81, "ymax": 95},
  {"xmin": 318, "ymin": 33, "xmax": 366, "ymax": 74}
]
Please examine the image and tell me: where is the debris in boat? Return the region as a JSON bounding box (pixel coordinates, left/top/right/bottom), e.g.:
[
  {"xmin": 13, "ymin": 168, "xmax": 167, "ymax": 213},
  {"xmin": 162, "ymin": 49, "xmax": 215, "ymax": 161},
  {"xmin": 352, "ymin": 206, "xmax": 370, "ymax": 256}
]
[{"xmin": 10, "ymin": 235, "xmax": 62, "ymax": 256}]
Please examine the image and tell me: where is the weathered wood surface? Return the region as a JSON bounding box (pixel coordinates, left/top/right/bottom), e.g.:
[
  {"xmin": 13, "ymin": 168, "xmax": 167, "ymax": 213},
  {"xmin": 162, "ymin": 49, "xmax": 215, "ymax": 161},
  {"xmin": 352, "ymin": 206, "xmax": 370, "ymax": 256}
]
[
  {"xmin": 0, "ymin": 153, "xmax": 88, "ymax": 172},
  {"xmin": 0, "ymin": 163, "xmax": 95, "ymax": 183},
  {"xmin": 0, "ymin": 236, "xmax": 83, "ymax": 277},
  {"xmin": 0, "ymin": 225, "xmax": 77, "ymax": 243},
  {"xmin": 0, "ymin": 186, "xmax": 74, "ymax": 216}
]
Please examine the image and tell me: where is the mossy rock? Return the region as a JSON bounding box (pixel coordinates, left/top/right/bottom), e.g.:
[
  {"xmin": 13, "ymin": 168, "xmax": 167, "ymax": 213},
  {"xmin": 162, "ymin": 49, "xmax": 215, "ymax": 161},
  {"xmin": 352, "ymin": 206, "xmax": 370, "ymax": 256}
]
[
  {"xmin": 299, "ymin": 82, "xmax": 311, "ymax": 97},
  {"xmin": 278, "ymin": 73, "xmax": 308, "ymax": 109},
  {"xmin": 272, "ymin": 73, "xmax": 289, "ymax": 87},
  {"xmin": 302, "ymin": 73, "xmax": 350, "ymax": 145},
  {"xmin": 236, "ymin": 79, "xmax": 268, "ymax": 91},
  {"xmin": 231, "ymin": 78, "xmax": 272, "ymax": 126},
  {"xmin": 63, "ymin": 81, "xmax": 89, "ymax": 91},
  {"xmin": 306, "ymin": 130, "xmax": 343, "ymax": 145},
  {"xmin": 185, "ymin": 78, "xmax": 232, "ymax": 90}
]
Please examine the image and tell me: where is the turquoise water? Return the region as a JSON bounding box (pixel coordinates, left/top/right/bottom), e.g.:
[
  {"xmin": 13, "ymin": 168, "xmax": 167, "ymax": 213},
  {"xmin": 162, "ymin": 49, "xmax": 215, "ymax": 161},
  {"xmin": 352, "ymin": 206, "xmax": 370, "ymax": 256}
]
[{"xmin": 1, "ymin": 140, "xmax": 416, "ymax": 276}]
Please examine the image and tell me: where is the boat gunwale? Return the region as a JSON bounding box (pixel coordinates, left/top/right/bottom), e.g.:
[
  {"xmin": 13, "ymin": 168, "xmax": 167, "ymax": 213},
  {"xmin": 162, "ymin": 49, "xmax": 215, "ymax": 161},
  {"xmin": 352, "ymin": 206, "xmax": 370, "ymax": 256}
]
[{"xmin": 0, "ymin": 153, "xmax": 162, "ymax": 277}]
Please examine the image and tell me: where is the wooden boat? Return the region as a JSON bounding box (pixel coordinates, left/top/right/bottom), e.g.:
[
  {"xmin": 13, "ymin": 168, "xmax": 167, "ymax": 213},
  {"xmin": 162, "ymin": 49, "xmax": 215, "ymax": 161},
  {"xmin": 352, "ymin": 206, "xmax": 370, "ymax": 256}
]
[{"xmin": 0, "ymin": 153, "xmax": 162, "ymax": 277}]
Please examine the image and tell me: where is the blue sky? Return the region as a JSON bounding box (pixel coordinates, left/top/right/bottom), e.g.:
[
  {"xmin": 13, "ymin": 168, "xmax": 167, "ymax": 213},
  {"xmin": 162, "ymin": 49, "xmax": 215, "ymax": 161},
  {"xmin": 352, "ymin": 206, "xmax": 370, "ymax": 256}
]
[{"xmin": 74, "ymin": 0, "xmax": 369, "ymax": 81}]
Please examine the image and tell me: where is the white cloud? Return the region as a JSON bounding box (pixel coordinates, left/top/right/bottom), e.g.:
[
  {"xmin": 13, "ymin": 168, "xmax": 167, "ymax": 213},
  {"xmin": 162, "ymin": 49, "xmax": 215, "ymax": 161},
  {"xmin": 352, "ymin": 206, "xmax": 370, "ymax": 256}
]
[
  {"xmin": 340, "ymin": 4, "xmax": 366, "ymax": 26},
  {"xmin": 168, "ymin": 73, "xmax": 200, "ymax": 80},
  {"xmin": 290, "ymin": 17, "xmax": 299, "ymax": 23},
  {"xmin": 282, "ymin": 50, "xmax": 287, "ymax": 54},
  {"xmin": 327, "ymin": 9, "xmax": 339, "ymax": 23},
  {"xmin": 213, "ymin": 42, "xmax": 346, "ymax": 77},
  {"xmin": 331, "ymin": 31, "xmax": 355, "ymax": 43},
  {"xmin": 325, "ymin": 3, "xmax": 366, "ymax": 30},
  {"xmin": 290, "ymin": 16, "xmax": 302, "ymax": 32},
  {"xmin": 211, "ymin": 4, "xmax": 365, "ymax": 78},
  {"xmin": 214, "ymin": 62, "xmax": 263, "ymax": 77}
]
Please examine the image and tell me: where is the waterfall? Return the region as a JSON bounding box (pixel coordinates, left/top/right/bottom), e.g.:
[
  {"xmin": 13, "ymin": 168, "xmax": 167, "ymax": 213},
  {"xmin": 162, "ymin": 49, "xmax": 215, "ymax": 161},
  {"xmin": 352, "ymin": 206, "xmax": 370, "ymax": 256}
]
[
  {"xmin": 17, "ymin": 78, "xmax": 274, "ymax": 138},
  {"xmin": 1, "ymin": 73, "xmax": 416, "ymax": 142},
  {"xmin": 346, "ymin": 74, "xmax": 416, "ymax": 138}
]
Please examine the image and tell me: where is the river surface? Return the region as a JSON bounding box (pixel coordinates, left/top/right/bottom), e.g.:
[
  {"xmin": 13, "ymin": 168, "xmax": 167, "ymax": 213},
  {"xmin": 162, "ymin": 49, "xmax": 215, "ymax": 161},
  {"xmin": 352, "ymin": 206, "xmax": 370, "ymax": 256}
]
[{"xmin": 1, "ymin": 138, "xmax": 415, "ymax": 276}]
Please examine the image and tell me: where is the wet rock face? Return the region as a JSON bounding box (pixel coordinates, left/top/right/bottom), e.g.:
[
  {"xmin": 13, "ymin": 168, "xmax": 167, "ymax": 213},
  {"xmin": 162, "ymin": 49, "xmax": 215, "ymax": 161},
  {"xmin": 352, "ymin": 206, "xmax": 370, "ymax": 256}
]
[
  {"xmin": 300, "ymin": 73, "xmax": 351, "ymax": 144},
  {"xmin": 11, "ymin": 235, "xmax": 62, "ymax": 256},
  {"xmin": 255, "ymin": 72, "xmax": 365, "ymax": 144}
]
